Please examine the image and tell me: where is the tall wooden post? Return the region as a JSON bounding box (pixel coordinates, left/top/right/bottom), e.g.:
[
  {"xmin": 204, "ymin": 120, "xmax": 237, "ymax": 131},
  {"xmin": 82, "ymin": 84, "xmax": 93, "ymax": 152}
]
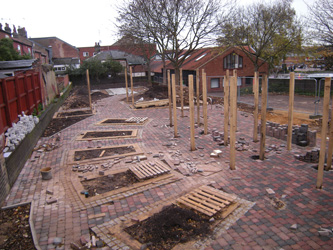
[
  {"xmin": 316, "ymin": 77, "xmax": 331, "ymax": 189},
  {"xmin": 130, "ymin": 66, "xmax": 134, "ymax": 106},
  {"xmin": 189, "ymin": 75, "xmax": 196, "ymax": 151},
  {"xmin": 253, "ymin": 72, "xmax": 259, "ymax": 142},
  {"xmin": 86, "ymin": 69, "xmax": 92, "ymax": 110},
  {"xmin": 180, "ymin": 68, "xmax": 184, "ymax": 117},
  {"xmin": 125, "ymin": 66, "xmax": 129, "ymax": 103},
  {"xmin": 230, "ymin": 72, "xmax": 237, "ymax": 170},
  {"xmin": 224, "ymin": 70, "xmax": 230, "ymax": 146},
  {"xmin": 167, "ymin": 70, "xmax": 173, "ymax": 127},
  {"xmin": 196, "ymin": 69, "xmax": 200, "ymax": 125},
  {"xmin": 259, "ymin": 74, "xmax": 268, "ymax": 160},
  {"xmin": 202, "ymin": 69, "xmax": 208, "ymax": 135},
  {"xmin": 287, "ymin": 72, "xmax": 295, "ymax": 150},
  {"xmin": 326, "ymin": 85, "xmax": 333, "ymax": 170},
  {"xmin": 172, "ymin": 74, "xmax": 178, "ymax": 138}
]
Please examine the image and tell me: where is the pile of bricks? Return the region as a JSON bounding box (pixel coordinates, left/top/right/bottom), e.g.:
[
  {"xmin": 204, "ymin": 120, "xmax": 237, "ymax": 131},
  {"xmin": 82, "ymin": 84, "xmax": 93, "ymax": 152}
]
[
  {"xmin": 259, "ymin": 122, "xmax": 316, "ymax": 147},
  {"xmin": 295, "ymin": 148, "xmax": 320, "ymax": 163}
]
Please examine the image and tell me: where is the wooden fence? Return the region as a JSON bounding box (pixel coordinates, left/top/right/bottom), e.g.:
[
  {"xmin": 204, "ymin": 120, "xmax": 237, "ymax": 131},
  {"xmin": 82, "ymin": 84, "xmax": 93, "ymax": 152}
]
[{"xmin": 0, "ymin": 71, "xmax": 42, "ymax": 134}]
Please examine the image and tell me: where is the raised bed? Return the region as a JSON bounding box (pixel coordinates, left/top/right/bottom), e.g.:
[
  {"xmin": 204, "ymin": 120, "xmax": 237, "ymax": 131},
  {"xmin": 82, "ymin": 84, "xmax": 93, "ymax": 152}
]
[{"xmin": 76, "ymin": 129, "xmax": 138, "ymax": 141}]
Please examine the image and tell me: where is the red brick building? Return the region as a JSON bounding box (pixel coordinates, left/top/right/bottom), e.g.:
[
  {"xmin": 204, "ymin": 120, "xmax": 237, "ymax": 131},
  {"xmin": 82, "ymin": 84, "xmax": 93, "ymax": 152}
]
[{"xmin": 152, "ymin": 46, "xmax": 269, "ymax": 92}]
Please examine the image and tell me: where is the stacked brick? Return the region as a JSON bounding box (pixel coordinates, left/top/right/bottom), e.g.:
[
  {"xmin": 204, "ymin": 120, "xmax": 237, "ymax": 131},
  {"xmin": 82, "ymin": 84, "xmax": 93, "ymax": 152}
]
[
  {"xmin": 258, "ymin": 122, "xmax": 316, "ymax": 147},
  {"xmin": 295, "ymin": 148, "xmax": 320, "ymax": 163}
]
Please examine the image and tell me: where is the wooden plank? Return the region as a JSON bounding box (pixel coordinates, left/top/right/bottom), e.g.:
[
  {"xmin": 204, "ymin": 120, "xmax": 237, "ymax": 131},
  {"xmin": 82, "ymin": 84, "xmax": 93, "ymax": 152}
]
[
  {"xmin": 134, "ymin": 99, "xmax": 169, "ymax": 108},
  {"xmin": 287, "ymin": 72, "xmax": 295, "ymax": 150},
  {"xmin": 130, "ymin": 66, "xmax": 134, "ymax": 106},
  {"xmin": 86, "ymin": 70, "xmax": 92, "ymax": 111},
  {"xmin": 196, "ymin": 69, "xmax": 200, "ymax": 125},
  {"xmin": 153, "ymin": 162, "xmax": 169, "ymax": 173},
  {"xmin": 260, "ymin": 74, "xmax": 268, "ymax": 160},
  {"xmin": 253, "ymin": 71, "xmax": 259, "ymax": 142},
  {"xmin": 168, "ymin": 70, "xmax": 173, "ymax": 126},
  {"xmin": 317, "ymin": 77, "xmax": 331, "ymax": 189},
  {"xmin": 221, "ymin": 202, "xmax": 239, "ymax": 219},
  {"xmin": 192, "ymin": 192, "xmax": 228, "ymax": 207},
  {"xmin": 202, "ymin": 70, "xmax": 208, "ymax": 135},
  {"xmin": 125, "ymin": 66, "xmax": 129, "ymax": 103},
  {"xmin": 224, "ymin": 70, "xmax": 230, "ymax": 146},
  {"xmin": 196, "ymin": 190, "xmax": 231, "ymax": 205},
  {"xmin": 172, "ymin": 74, "xmax": 178, "ymax": 137},
  {"xmin": 177, "ymin": 197, "xmax": 215, "ymax": 216},
  {"xmin": 200, "ymin": 186, "xmax": 236, "ymax": 202},
  {"xmin": 230, "ymin": 70, "xmax": 237, "ymax": 170},
  {"xmin": 189, "ymin": 75, "xmax": 196, "ymax": 151},
  {"xmin": 137, "ymin": 164, "xmax": 154, "ymax": 177},
  {"xmin": 176, "ymin": 199, "xmax": 214, "ymax": 217},
  {"xmin": 185, "ymin": 194, "xmax": 223, "ymax": 211},
  {"xmin": 180, "ymin": 68, "xmax": 184, "ymax": 117},
  {"xmin": 327, "ymin": 101, "xmax": 333, "ymax": 170},
  {"xmin": 141, "ymin": 162, "xmax": 161, "ymax": 175},
  {"xmin": 190, "ymin": 193, "xmax": 227, "ymax": 209},
  {"xmin": 129, "ymin": 166, "xmax": 146, "ymax": 179}
]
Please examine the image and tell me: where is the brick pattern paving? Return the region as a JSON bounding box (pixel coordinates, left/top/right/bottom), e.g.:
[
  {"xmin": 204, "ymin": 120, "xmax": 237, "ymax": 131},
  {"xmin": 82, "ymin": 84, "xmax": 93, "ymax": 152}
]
[{"xmin": 4, "ymin": 93, "xmax": 333, "ymax": 249}]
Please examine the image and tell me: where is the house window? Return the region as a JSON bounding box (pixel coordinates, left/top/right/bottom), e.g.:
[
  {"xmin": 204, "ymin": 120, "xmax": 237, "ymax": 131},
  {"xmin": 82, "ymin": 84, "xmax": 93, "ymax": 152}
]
[
  {"xmin": 223, "ymin": 53, "xmax": 243, "ymax": 69},
  {"xmin": 28, "ymin": 48, "xmax": 31, "ymax": 54},
  {"xmin": 211, "ymin": 78, "xmax": 220, "ymax": 89},
  {"xmin": 83, "ymin": 52, "xmax": 89, "ymax": 57},
  {"xmin": 17, "ymin": 45, "xmax": 21, "ymax": 54}
]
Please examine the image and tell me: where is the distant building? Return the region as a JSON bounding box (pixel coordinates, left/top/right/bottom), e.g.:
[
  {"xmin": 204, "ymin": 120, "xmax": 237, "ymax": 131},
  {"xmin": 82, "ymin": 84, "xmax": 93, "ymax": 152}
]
[{"xmin": 151, "ymin": 46, "xmax": 269, "ymax": 93}]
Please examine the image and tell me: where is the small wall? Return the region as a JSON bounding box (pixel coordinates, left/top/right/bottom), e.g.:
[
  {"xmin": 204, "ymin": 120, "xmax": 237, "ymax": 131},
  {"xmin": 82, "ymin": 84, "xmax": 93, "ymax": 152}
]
[{"xmin": 0, "ymin": 84, "xmax": 72, "ymax": 205}]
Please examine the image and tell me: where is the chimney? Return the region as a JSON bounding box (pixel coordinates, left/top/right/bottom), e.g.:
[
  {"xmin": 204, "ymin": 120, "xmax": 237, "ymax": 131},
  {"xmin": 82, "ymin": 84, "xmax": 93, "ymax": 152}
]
[
  {"xmin": 4, "ymin": 23, "xmax": 11, "ymax": 33},
  {"xmin": 18, "ymin": 27, "xmax": 27, "ymax": 38},
  {"xmin": 0, "ymin": 23, "xmax": 2, "ymax": 30},
  {"xmin": 12, "ymin": 25, "xmax": 18, "ymax": 38},
  {"xmin": 95, "ymin": 42, "xmax": 101, "ymax": 53}
]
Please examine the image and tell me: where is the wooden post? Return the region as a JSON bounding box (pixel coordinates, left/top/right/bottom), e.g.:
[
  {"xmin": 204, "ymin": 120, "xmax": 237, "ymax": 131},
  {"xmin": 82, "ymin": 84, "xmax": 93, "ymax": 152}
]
[
  {"xmin": 172, "ymin": 74, "xmax": 178, "ymax": 138},
  {"xmin": 259, "ymin": 74, "xmax": 268, "ymax": 160},
  {"xmin": 224, "ymin": 70, "xmax": 230, "ymax": 146},
  {"xmin": 189, "ymin": 75, "xmax": 196, "ymax": 151},
  {"xmin": 125, "ymin": 66, "xmax": 129, "ymax": 103},
  {"xmin": 316, "ymin": 77, "xmax": 331, "ymax": 189},
  {"xmin": 327, "ymin": 105, "xmax": 333, "ymax": 170},
  {"xmin": 180, "ymin": 68, "xmax": 184, "ymax": 117},
  {"xmin": 196, "ymin": 69, "xmax": 200, "ymax": 125},
  {"xmin": 86, "ymin": 69, "xmax": 92, "ymax": 110},
  {"xmin": 287, "ymin": 72, "xmax": 295, "ymax": 150},
  {"xmin": 229, "ymin": 72, "xmax": 237, "ymax": 170},
  {"xmin": 130, "ymin": 66, "xmax": 134, "ymax": 106},
  {"xmin": 253, "ymin": 71, "xmax": 259, "ymax": 142},
  {"xmin": 202, "ymin": 69, "xmax": 208, "ymax": 135},
  {"xmin": 167, "ymin": 70, "xmax": 173, "ymax": 127}
]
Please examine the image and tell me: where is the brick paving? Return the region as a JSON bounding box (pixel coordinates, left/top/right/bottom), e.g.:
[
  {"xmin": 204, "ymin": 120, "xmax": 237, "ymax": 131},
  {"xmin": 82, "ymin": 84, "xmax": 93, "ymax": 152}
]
[{"xmin": 4, "ymin": 90, "xmax": 333, "ymax": 250}]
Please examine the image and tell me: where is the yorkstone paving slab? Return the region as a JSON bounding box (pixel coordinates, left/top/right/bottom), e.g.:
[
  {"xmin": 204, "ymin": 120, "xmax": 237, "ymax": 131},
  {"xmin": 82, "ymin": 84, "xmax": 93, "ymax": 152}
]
[{"xmin": 3, "ymin": 93, "xmax": 333, "ymax": 249}]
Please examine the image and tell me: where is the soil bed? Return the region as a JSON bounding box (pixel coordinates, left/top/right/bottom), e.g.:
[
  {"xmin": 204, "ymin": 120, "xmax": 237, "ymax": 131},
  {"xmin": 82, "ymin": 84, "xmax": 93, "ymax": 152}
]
[
  {"xmin": 42, "ymin": 115, "xmax": 92, "ymax": 137},
  {"xmin": 124, "ymin": 204, "xmax": 211, "ymax": 250},
  {"xmin": 81, "ymin": 170, "xmax": 139, "ymax": 196},
  {"xmin": 100, "ymin": 119, "xmax": 145, "ymax": 125},
  {"xmin": 82, "ymin": 130, "xmax": 132, "ymax": 139},
  {"xmin": 56, "ymin": 110, "xmax": 92, "ymax": 117},
  {"xmin": 0, "ymin": 203, "xmax": 35, "ymax": 250},
  {"xmin": 74, "ymin": 146, "xmax": 136, "ymax": 161}
]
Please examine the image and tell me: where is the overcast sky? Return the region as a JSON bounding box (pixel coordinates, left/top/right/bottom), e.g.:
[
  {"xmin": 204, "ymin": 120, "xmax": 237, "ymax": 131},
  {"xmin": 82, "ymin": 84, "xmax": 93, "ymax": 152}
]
[{"xmin": 0, "ymin": 0, "xmax": 315, "ymax": 48}]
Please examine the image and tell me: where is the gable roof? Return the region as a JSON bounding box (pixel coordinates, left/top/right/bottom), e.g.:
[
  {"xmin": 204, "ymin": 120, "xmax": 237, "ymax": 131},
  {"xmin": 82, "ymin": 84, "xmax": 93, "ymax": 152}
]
[
  {"xmin": 89, "ymin": 50, "xmax": 146, "ymax": 65},
  {"xmin": 0, "ymin": 59, "xmax": 36, "ymax": 69}
]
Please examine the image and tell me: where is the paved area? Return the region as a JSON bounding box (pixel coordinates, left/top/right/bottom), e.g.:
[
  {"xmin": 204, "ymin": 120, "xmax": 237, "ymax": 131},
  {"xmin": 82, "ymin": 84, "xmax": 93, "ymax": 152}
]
[{"xmin": 4, "ymin": 89, "xmax": 333, "ymax": 250}]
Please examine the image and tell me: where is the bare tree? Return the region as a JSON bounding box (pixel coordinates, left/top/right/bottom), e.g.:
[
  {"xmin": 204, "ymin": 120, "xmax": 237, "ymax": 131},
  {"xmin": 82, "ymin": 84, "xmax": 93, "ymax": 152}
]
[
  {"xmin": 217, "ymin": 0, "xmax": 302, "ymax": 71},
  {"xmin": 307, "ymin": 0, "xmax": 333, "ymax": 69},
  {"xmin": 117, "ymin": 0, "xmax": 232, "ymax": 85}
]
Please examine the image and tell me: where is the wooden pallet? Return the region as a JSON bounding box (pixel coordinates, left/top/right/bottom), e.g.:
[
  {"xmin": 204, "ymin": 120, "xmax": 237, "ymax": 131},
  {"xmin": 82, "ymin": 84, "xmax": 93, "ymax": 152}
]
[
  {"xmin": 175, "ymin": 185, "xmax": 237, "ymax": 217},
  {"xmin": 125, "ymin": 117, "xmax": 148, "ymax": 123},
  {"xmin": 134, "ymin": 99, "xmax": 169, "ymax": 109},
  {"xmin": 129, "ymin": 161, "xmax": 170, "ymax": 180}
]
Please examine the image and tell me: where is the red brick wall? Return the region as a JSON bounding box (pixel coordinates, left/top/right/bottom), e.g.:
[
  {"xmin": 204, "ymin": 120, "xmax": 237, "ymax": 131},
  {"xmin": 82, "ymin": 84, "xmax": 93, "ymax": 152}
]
[
  {"xmin": 33, "ymin": 38, "xmax": 78, "ymax": 58},
  {"xmin": 199, "ymin": 48, "xmax": 269, "ymax": 92}
]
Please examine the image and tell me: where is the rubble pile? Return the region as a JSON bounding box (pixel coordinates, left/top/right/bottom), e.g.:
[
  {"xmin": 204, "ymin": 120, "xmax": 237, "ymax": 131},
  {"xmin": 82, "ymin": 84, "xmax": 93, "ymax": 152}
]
[{"xmin": 3, "ymin": 112, "xmax": 39, "ymax": 154}]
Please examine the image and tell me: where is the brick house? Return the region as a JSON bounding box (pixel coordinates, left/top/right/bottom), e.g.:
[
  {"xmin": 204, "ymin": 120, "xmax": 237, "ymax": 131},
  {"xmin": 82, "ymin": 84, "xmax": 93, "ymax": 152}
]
[
  {"xmin": 78, "ymin": 36, "xmax": 156, "ymax": 64},
  {"xmin": 152, "ymin": 46, "xmax": 269, "ymax": 93},
  {"xmin": 0, "ymin": 23, "xmax": 50, "ymax": 64}
]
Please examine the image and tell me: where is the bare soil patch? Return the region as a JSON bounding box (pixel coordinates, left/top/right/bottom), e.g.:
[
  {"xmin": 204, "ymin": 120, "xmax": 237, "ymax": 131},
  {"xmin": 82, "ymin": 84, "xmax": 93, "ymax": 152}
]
[
  {"xmin": 0, "ymin": 203, "xmax": 35, "ymax": 250},
  {"xmin": 81, "ymin": 170, "xmax": 139, "ymax": 197},
  {"xmin": 124, "ymin": 204, "xmax": 211, "ymax": 250},
  {"xmin": 56, "ymin": 110, "xmax": 92, "ymax": 117},
  {"xmin": 82, "ymin": 131, "xmax": 133, "ymax": 139},
  {"xmin": 74, "ymin": 145, "xmax": 136, "ymax": 161}
]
